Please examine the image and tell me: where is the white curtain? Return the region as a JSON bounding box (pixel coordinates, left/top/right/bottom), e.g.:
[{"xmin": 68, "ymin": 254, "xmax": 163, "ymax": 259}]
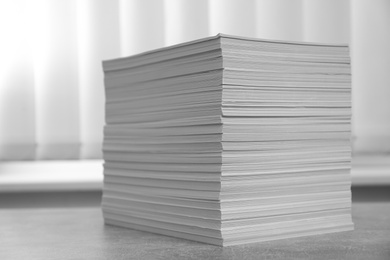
[{"xmin": 0, "ymin": 0, "xmax": 389, "ymax": 161}]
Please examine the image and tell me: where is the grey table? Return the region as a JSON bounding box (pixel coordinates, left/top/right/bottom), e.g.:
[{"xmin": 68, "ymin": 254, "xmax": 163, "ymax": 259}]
[{"xmin": 1, "ymin": 202, "xmax": 389, "ymax": 260}]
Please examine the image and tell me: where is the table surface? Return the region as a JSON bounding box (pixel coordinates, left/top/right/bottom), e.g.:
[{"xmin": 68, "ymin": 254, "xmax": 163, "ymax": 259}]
[{"xmin": 1, "ymin": 202, "xmax": 389, "ymax": 260}]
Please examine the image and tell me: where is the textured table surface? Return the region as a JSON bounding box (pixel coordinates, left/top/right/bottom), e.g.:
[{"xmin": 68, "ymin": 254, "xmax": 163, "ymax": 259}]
[{"xmin": 1, "ymin": 202, "xmax": 389, "ymax": 260}]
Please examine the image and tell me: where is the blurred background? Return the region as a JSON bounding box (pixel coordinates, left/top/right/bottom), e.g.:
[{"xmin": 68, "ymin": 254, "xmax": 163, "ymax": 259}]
[{"xmin": 0, "ymin": 0, "xmax": 389, "ymax": 203}]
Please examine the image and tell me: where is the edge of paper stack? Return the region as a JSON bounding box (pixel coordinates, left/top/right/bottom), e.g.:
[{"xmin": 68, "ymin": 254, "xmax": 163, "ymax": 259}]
[{"xmin": 101, "ymin": 34, "xmax": 354, "ymax": 246}]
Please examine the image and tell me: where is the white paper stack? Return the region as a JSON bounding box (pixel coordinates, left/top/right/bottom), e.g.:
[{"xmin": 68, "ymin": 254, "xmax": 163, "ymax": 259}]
[{"xmin": 101, "ymin": 34, "xmax": 353, "ymax": 246}]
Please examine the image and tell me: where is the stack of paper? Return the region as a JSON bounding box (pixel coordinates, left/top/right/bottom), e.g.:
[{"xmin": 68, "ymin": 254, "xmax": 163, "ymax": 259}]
[{"xmin": 101, "ymin": 34, "xmax": 353, "ymax": 246}]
